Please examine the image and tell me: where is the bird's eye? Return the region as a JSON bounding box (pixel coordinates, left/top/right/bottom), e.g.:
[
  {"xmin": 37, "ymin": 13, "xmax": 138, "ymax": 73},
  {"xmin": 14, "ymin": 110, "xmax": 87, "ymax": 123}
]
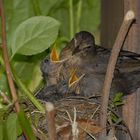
[
  {"xmin": 86, "ymin": 46, "xmax": 92, "ymax": 49},
  {"xmin": 72, "ymin": 45, "xmax": 80, "ymax": 55},
  {"xmin": 83, "ymin": 46, "xmax": 91, "ymax": 51},
  {"xmin": 44, "ymin": 58, "xmax": 49, "ymax": 63}
]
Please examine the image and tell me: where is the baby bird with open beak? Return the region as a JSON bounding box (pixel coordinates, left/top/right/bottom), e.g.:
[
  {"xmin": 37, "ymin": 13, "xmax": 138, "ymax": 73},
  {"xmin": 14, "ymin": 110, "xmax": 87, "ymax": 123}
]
[{"xmin": 36, "ymin": 47, "xmax": 83, "ymax": 102}]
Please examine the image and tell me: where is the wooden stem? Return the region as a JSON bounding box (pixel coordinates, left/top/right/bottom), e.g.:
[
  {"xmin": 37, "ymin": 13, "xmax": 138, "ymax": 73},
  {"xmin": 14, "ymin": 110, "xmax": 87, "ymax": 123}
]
[
  {"xmin": 100, "ymin": 10, "xmax": 135, "ymax": 138},
  {"xmin": 0, "ymin": 0, "xmax": 20, "ymax": 113},
  {"xmin": 46, "ymin": 102, "xmax": 57, "ymax": 140},
  {"xmin": 0, "ymin": 1, "xmax": 31, "ymax": 139}
]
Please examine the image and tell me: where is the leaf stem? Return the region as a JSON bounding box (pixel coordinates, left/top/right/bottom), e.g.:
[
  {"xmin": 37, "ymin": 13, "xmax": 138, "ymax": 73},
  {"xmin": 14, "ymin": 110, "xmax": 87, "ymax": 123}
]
[
  {"xmin": 31, "ymin": 0, "xmax": 42, "ymax": 16},
  {"xmin": 76, "ymin": 0, "xmax": 82, "ymax": 32},
  {"xmin": 69, "ymin": 0, "xmax": 74, "ymax": 39},
  {"xmin": 11, "ymin": 66, "xmax": 45, "ymax": 114}
]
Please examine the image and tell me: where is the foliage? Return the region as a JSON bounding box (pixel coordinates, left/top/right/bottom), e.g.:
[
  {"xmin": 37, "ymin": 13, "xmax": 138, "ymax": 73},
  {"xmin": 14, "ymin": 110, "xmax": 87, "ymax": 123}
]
[
  {"xmin": 109, "ymin": 92, "xmax": 124, "ymax": 123},
  {"xmin": 112, "ymin": 92, "xmax": 124, "ymax": 106},
  {"xmin": 0, "ymin": 0, "xmax": 100, "ymax": 139}
]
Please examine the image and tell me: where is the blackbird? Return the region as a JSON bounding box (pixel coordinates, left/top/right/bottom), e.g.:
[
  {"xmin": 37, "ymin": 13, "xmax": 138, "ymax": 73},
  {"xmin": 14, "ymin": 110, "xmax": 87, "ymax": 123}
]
[
  {"xmin": 59, "ymin": 31, "xmax": 140, "ymax": 97},
  {"xmin": 37, "ymin": 31, "xmax": 140, "ymax": 101}
]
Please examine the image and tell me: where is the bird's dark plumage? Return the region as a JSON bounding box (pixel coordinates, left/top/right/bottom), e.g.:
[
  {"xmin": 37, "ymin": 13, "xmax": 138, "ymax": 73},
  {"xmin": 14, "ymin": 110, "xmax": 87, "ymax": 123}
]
[
  {"xmin": 60, "ymin": 31, "xmax": 140, "ymax": 96},
  {"xmin": 37, "ymin": 31, "xmax": 140, "ymax": 101}
]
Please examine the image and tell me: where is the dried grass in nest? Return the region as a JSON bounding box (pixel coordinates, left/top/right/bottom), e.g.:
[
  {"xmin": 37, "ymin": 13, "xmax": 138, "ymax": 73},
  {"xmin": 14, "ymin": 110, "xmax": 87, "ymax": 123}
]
[
  {"xmin": 28, "ymin": 96, "xmax": 102, "ymax": 139},
  {"xmin": 55, "ymin": 97, "xmax": 100, "ymax": 121},
  {"xmin": 27, "ymin": 96, "xmax": 130, "ymax": 140}
]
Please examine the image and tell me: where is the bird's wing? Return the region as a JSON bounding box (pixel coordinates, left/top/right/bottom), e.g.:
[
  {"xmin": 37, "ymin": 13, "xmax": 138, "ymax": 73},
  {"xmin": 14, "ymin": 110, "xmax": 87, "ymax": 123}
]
[
  {"xmin": 114, "ymin": 70, "xmax": 140, "ymax": 94},
  {"xmin": 119, "ymin": 50, "xmax": 140, "ymax": 59}
]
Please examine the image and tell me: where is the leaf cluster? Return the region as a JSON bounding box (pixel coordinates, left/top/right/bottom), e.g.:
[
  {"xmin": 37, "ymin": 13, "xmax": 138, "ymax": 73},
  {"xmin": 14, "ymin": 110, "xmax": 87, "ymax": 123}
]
[{"xmin": 0, "ymin": 0, "xmax": 100, "ymax": 139}]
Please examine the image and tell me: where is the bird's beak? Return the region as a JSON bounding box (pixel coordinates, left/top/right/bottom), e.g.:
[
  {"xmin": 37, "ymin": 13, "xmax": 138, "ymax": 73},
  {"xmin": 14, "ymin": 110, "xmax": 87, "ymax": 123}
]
[
  {"xmin": 50, "ymin": 47, "xmax": 68, "ymax": 63},
  {"xmin": 50, "ymin": 47, "xmax": 59, "ymax": 61},
  {"xmin": 69, "ymin": 69, "xmax": 78, "ymax": 87},
  {"xmin": 68, "ymin": 69, "xmax": 85, "ymax": 88}
]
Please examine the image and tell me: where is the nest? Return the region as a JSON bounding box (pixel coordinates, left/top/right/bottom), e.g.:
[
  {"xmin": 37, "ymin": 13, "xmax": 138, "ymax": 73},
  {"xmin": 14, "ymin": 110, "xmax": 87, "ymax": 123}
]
[
  {"xmin": 24, "ymin": 94, "xmax": 130, "ymax": 140},
  {"xmin": 25, "ymin": 96, "xmax": 103, "ymax": 140}
]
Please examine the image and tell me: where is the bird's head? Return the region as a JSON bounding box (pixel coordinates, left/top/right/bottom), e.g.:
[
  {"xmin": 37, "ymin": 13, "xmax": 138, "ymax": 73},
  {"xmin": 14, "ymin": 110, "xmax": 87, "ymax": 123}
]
[
  {"xmin": 41, "ymin": 47, "xmax": 67, "ymax": 85},
  {"xmin": 72, "ymin": 31, "xmax": 96, "ymax": 55}
]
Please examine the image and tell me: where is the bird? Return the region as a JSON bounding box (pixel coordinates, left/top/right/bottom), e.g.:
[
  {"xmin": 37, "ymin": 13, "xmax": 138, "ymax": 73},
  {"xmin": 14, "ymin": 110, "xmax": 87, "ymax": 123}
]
[
  {"xmin": 59, "ymin": 31, "xmax": 140, "ymax": 97},
  {"xmin": 36, "ymin": 67, "xmax": 83, "ymax": 102},
  {"xmin": 37, "ymin": 31, "xmax": 140, "ymax": 101},
  {"xmin": 40, "ymin": 47, "xmax": 68, "ymax": 86}
]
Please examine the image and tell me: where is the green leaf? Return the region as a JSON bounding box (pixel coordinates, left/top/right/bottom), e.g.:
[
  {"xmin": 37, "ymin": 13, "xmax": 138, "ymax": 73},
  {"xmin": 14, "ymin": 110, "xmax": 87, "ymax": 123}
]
[
  {"xmin": 11, "ymin": 16, "xmax": 60, "ymax": 57},
  {"xmin": 6, "ymin": 113, "xmax": 18, "ymax": 140},
  {"xmin": 11, "ymin": 65, "xmax": 45, "ymax": 113},
  {"xmin": 46, "ymin": 0, "xmax": 100, "ymax": 37},
  {"xmin": 0, "ymin": 124, "xmax": 3, "ymax": 140},
  {"xmin": 39, "ymin": 0, "xmax": 58, "ymax": 15},
  {"xmin": 114, "ymin": 102, "xmax": 124, "ymax": 106},
  {"xmin": 0, "ymin": 72, "xmax": 10, "ymax": 95},
  {"xmin": 111, "ymin": 113, "xmax": 119, "ymax": 123},
  {"xmin": 4, "ymin": 0, "xmax": 34, "ymax": 47},
  {"xmin": 113, "ymin": 92, "xmax": 123, "ymax": 103},
  {"xmin": 13, "ymin": 61, "xmax": 36, "ymax": 86},
  {"xmin": 112, "ymin": 92, "xmax": 124, "ymax": 107},
  {"xmin": 80, "ymin": 0, "xmax": 100, "ymax": 32},
  {"xmin": 18, "ymin": 110, "xmax": 36, "ymax": 140}
]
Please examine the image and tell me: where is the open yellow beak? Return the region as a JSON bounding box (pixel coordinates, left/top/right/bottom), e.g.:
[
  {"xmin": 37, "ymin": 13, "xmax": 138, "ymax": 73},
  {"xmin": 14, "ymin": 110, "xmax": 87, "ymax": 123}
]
[
  {"xmin": 68, "ymin": 69, "xmax": 79, "ymax": 87},
  {"xmin": 68, "ymin": 69, "xmax": 85, "ymax": 94},
  {"xmin": 50, "ymin": 47, "xmax": 59, "ymax": 62}
]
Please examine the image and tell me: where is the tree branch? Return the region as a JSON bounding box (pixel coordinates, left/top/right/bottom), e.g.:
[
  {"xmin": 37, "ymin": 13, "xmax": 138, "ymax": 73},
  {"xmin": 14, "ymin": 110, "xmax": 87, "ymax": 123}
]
[
  {"xmin": 0, "ymin": 1, "xmax": 30, "ymax": 139},
  {"xmin": 0, "ymin": 0, "xmax": 20, "ymax": 113},
  {"xmin": 46, "ymin": 102, "xmax": 57, "ymax": 140},
  {"xmin": 99, "ymin": 10, "xmax": 135, "ymax": 138}
]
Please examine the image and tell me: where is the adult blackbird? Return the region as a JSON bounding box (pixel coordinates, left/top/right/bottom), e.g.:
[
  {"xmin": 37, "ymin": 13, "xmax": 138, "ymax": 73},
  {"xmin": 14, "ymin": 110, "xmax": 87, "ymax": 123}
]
[{"xmin": 59, "ymin": 31, "xmax": 140, "ymax": 97}]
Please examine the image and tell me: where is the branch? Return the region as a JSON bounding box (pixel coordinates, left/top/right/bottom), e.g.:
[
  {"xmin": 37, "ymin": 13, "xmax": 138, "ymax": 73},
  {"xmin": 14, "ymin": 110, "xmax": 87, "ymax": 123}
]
[
  {"xmin": 46, "ymin": 102, "xmax": 57, "ymax": 140},
  {"xmin": 99, "ymin": 10, "xmax": 135, "ymax": 138},
  {"xmin": 0, "ymin": 0, "xmax": 20, "ymax": 113},
  {"xmin": 0, "ymin": 1, "xmax": 30, "ymax": 139}
]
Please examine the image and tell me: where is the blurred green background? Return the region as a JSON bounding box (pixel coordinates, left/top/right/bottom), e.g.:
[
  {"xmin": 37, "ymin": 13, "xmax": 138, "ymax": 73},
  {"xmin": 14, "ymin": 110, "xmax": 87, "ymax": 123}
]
[
  {"xmin": 2, "ymin": 0, "xmax": 101, "ymax": 44},
  {"xmin": 0, "ymin": 0, "xmax": 101, "ymax": 94},
  {"xmin": 0, "ymin": 0, "xmax": 101, "ymax": 99},
  {"xmin": 0, "ymin": 1, "xmax": 101, "ymax": 139}
]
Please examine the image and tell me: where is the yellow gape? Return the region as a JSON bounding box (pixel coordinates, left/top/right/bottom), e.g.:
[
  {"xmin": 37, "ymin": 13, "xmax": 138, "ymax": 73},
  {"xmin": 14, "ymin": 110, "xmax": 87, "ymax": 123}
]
[
  {"xmin": 69, "ymin": 69, "xmax": 78, "ymax": 88},
  {"xmin": 50, "ymin": 47, "xmax": 59, "ymax": 62}
]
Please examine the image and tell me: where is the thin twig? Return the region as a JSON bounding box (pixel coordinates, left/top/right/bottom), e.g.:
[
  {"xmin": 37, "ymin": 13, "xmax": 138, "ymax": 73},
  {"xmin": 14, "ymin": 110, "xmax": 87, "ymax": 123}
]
[
  {"xmin": 0, "ymin": 1, "xmax": 30, "ymax": 139},
  {"xmin": 99, "ymin": 10, "xmax": 135, "ymax": 138},
  {"xmin": 71, "ymin": 107, "xmax": 79, "ymax": 140},
  {"xmin": 0, "ymin": 0, "xmax": 20, "ymax": 113},
  {"xmin": 46, "ymin": 102, "xmax": 57, "ymax": 140}
]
